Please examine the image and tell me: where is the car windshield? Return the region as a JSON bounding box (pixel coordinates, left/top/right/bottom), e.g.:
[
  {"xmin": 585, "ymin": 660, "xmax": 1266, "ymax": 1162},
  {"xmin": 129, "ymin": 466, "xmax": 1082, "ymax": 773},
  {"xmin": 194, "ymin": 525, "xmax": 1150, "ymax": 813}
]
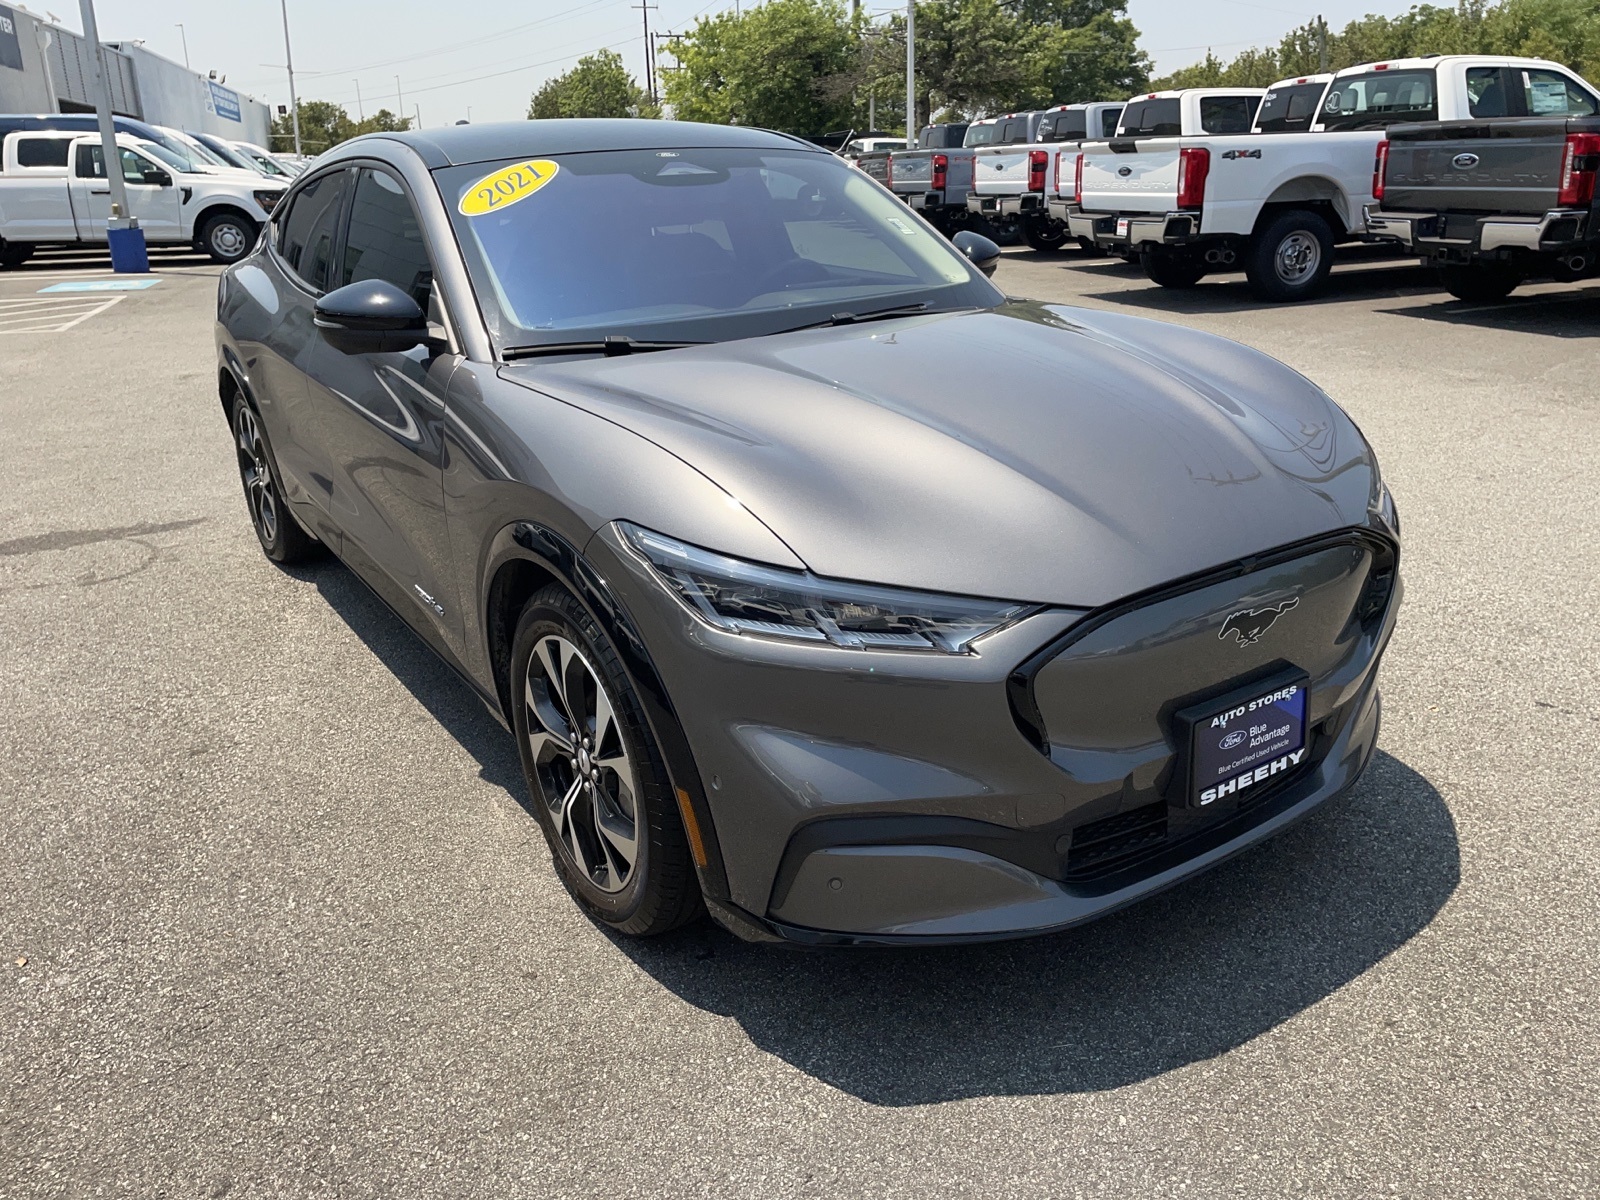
[
  {"xmin": 963, "ymin": 124, "xmax": 1001, "ymax": 147},
  {"xmin": 197, "ymin": 137, "xmax": 260, "ymax": 172},
  {"xmin": 136, "ymin": 141, "xmax": 189, "ymax": 173},
  {"xmin": 1320, "ymin": 69, "xmax": 1437, "ymax": 130},
  {"xmin": 440, "ymin": 146, "xmax": 997, "ymax": 350}
]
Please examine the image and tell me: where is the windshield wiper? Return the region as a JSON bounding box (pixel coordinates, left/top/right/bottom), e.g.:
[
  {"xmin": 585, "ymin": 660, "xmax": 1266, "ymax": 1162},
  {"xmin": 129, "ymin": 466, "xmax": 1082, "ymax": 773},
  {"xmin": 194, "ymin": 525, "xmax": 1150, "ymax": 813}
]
[
  {"xmin": 764, "ymin": 302, "xmax": 975, "ymax": 337},
  {"xmin": 501, "ymin": 335, "xmax": 707, "ymax": 360}
]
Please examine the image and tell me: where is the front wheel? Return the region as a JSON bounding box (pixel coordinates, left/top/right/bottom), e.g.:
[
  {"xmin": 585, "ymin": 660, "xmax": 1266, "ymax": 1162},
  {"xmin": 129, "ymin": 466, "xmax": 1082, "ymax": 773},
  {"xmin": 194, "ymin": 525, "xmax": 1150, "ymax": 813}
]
[
  {"xmin": 1438, "ymin": 264, "xmax": 1519, "ymax": 303},
  {"xmin": 1245, "ymin": 210, "xmax": 1335, "ymax": 302},
  {"xmin": 231, "ymin": 393, "xmax": 317, "ymax": 564},
  {"xmin": 199, "ymin": 211, "xmax": 258, "ymax": 265},
  {"xmin": 511, "ymin": 585, "xmax": 704, "ymax": 937},
  {"xmin": 1142, "ymin": 249, "xmax": 1207, "ymax": 288},
  {"xmin": 1020, "ymin": 216, "xmax": 1069, "ymax": 252}
]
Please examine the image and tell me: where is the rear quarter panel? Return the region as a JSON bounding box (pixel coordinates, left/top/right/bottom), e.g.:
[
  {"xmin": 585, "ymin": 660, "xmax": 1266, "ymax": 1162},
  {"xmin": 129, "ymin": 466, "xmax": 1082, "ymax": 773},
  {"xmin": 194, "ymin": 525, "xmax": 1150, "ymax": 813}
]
[{"xmin": 1200, "ymin": 129, "xmax": 1382, "ymax": 236}]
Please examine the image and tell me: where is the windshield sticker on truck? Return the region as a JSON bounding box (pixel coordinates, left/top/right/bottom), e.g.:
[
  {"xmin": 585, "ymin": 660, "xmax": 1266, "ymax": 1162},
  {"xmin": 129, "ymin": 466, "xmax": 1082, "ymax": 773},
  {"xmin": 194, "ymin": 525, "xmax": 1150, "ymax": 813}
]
[
  {"xmin": 886, "ymin": 217, "xmax": 918, "ymax": 237},
  {"xmin": 1528, "ymin": 78, "xmax": 1571, "ymax": 114},
  {"xmin": 459, "ymin": 160, "xmax": 560, "ymax": 216}
]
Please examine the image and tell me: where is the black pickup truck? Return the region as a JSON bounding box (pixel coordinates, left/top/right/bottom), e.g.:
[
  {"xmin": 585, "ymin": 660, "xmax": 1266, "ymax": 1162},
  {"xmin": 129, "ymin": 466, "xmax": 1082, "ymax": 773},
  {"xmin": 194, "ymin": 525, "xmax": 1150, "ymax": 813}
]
[{"xmin": 1366, "ymin": 114, "xmax": 1600, "ymax": 300}]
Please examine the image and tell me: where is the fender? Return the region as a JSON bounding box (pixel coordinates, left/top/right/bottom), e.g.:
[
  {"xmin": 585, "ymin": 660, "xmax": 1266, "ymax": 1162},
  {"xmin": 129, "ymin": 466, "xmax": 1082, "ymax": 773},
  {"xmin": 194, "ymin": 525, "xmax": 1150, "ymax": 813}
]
[{"xmin": 479, "ymin": 520, "xmax": 774, "ymax": 940}]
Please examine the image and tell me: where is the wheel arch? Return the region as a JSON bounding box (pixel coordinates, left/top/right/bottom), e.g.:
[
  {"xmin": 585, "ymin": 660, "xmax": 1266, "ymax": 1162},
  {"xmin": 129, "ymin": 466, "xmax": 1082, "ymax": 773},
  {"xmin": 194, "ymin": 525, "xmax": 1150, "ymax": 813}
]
[
  {"xmin": 1253, "ymin": 176, "xmax": 1352, "ymax": 237},
  {"xmin": 479, "ymin": 519, "xmax": 752, "ymax": 928}
]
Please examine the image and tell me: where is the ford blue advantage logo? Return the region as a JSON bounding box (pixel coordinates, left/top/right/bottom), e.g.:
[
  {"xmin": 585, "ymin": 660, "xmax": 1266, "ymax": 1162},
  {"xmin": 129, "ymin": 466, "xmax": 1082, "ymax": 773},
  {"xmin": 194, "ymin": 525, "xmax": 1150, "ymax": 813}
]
[
  {"xmin": 1452, "ymin": 152, "xmax": 1480, "ymax": 170},
  {"xmin": 1219, "ymin": 730, "xmax": 1247, "ymax": 750}
]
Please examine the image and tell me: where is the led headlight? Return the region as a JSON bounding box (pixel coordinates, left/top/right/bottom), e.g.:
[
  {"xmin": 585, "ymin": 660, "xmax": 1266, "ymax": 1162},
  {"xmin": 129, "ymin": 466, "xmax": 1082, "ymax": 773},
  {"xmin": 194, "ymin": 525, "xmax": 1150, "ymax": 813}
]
[
  {"xmin": 253, "ymin": 189, "xmax": 285, "ymax": 212},
  {"xmin": 620, "ymin": 524, "xmax": 1036, "ymax": 654}
]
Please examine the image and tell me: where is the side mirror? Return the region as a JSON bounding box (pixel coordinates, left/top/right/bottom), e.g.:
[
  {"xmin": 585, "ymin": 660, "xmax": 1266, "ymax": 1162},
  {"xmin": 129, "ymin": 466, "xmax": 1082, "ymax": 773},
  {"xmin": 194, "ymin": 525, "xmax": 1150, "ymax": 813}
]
[
  {"xmin": 148, "ymin": 168, "xmax": 173, "ymax": 187},
  {"xmin": 314, "ymin": 278, "xmax": 428, "ymax": 354},
  {"xmin": 951, "ymin": 229, "xmax": 1002, "ymax": 278}
]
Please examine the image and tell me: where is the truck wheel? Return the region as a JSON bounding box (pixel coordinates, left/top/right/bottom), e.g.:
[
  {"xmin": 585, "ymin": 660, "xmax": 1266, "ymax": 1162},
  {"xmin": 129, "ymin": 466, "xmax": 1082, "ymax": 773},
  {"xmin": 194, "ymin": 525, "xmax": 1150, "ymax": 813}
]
[
  {"xmin": 1021, "ymin": 217, "xmax": 1069, "ymax": 252},
  {"xmin": 1141, "ymin": 250, "xmax": 1206, "ymax": 289},
  {"xmin": 199, "ymin": 212, "xmax": 258, "ymax": 265},
  {"xmin": 1245, "ymin": 210, "xmax": 1335, "ymax": 302},
  {"xmin": 1438, "ymin": 264, "xmax": 1519, "ymax": 303},
  {"xmin": 0, "ymin": 241, "xmax": 33, "ymax": 269}
]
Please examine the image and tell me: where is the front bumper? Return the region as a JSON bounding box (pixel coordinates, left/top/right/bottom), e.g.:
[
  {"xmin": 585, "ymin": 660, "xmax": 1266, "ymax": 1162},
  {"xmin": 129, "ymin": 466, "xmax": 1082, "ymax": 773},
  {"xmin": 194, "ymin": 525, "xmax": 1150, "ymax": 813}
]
[
  {"xmin": 1069, "ymin": 210, "xmax": 1201, "ymax": 249},
  {"xmin": 1365, "ymin": 205, "xmax": 1593, "ymax": 260},
  {"xmin": 590, "ymin": 524, "xmax": 1400, "ymax": 945}
]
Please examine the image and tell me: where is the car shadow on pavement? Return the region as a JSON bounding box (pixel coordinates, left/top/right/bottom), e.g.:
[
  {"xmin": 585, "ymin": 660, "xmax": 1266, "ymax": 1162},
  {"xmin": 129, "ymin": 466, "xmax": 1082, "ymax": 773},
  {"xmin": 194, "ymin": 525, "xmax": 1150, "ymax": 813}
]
[
  {"xmin": 294, "ymin": 557, "xmax": 526, "ymax": 799},
  {"xmin": 1076, "ymin": 261, "xmax": 1440, "ymax": 315},
  {"xmin": 618, "ymin": 750, "xmax": 1458, "ymax": 1105},
  {"xmin": 1375, "ymin": 286, "xmax": 1600, "ymax": 336}
]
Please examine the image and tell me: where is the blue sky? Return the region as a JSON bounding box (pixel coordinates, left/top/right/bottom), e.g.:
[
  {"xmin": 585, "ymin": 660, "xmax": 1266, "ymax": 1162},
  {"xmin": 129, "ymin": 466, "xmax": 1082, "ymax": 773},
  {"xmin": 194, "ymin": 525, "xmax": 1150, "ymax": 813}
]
[{"xmin": 74, "ymin": 0, "xmax": 1406, "ymax": 127}]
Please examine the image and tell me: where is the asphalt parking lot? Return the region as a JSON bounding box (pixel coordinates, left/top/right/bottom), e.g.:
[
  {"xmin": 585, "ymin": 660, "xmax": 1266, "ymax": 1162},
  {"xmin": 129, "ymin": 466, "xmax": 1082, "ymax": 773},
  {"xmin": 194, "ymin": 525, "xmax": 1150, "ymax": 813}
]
[{"xmin": 3, "ymin": 244, "xmax": 1597, "ymax": 1198}]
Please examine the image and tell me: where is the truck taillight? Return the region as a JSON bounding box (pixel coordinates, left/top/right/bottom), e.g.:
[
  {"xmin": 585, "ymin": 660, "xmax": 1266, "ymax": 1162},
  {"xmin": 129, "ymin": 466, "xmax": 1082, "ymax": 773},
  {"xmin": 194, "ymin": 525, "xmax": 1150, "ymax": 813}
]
[
  {"xmin": 1028, "ymin": 149, "xmax": 1048, "ymax": 192},
  {"xmin": 1177, "ymin": 146, "xmax": 1209, "ymax": 209},
  {"xmin": 1371, "ymin": 139, "xmax": 1390, "ymax": 202},
  {"xmin": 1053, "ymin": 150, "xmax": 1062, "ymax": 195},
  {"xmin": 931, "ymin": 153, "xmax": 948, "ymax": 191},
  {"xmin": 1558, "ymin": 132, "xmax": 1600, "ymax": 207},
  {"xmin": 1073, "ymin": 152, "xmax": 1084, "ymax": 205}
]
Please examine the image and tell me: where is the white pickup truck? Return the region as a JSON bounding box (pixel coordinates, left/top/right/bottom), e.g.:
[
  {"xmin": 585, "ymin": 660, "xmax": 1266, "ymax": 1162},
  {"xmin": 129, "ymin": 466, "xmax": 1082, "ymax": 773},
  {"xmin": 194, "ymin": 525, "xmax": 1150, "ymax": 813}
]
[
  {"xmin": 0, "ymin": 131, "xmax": 285, "ymax": 267},
  {"xmin": 966, "ymin": 101, "xmax": 1124, "ymax": 251},
  {"xmin": 1066, "ymin": 57, "xmax": 1600, "ymax": 300}
]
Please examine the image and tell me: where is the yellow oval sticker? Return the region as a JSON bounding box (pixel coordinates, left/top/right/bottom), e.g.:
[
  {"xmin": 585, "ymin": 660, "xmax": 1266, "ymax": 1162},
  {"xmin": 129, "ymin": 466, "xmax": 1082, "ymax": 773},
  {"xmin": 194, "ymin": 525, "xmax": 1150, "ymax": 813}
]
[{"xmin": 459, "ymin": 159, "xmax": 560, "ymax": 216}]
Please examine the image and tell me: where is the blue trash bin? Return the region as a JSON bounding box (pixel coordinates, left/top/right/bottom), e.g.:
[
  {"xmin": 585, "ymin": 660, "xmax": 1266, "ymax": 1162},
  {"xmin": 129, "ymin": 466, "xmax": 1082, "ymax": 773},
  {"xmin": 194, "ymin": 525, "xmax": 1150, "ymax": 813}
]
[{"xmin": 106, "ymin": 226, "xmax": 149, "ymax": 274}]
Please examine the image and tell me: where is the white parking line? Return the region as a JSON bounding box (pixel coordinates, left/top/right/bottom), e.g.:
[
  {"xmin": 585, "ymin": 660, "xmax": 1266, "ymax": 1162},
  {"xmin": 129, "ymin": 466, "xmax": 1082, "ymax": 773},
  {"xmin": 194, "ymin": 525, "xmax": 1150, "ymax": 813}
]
[{"xmin": 0, "ymin": 294, "xmax": 125, "ymax": 334}]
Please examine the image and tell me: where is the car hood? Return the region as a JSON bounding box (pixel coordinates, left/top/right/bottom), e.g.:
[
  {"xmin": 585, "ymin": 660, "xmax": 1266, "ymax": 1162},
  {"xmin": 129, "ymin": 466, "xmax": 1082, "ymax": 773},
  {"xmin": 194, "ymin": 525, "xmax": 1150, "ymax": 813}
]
[{"xmin": 502, "ymin": 302, "xmax": 1376, "ymax": 607}]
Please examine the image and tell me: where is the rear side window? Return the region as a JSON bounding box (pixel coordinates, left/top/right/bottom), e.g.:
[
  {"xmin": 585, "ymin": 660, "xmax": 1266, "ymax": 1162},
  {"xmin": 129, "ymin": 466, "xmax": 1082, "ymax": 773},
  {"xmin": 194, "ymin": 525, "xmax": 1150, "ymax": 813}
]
[
  {"xmin": 1118, "ymin": 99, "xmax": 1181, "ymax": 137},
  {"xmin": 338, "ymin": 169, "xmax": 433, "ymax": 308},
  {"xmin": 278, "ymin": 168, "xmax": 351, "ymax": 292},
  {"xmin": 1255, "ymin": 83, "xmax": 1325, "ymax": 132},
  {"xmin": 1320, "ymin": 69, "xmax": 1437, "ymax": 130},
  {"xmin": 998, "ymin": 118, "xmax": 1028, "ymax": 144},
  {"xmin": 963, "ymin": 123, "xmax": 1000, "ymax": 147},
  {"xmin": 16, "ymin": 136, "xmax": 71, "ymax": 168},
  {"xmin": 1200, "ymin": 95, "xmax": 1259, "ymax": 134},
  {"xmin": 1466, "ymin": 67, "xmax": 1510, "ymax": 118},
  {"xmin": 1040, "ymin": 112, "xmax": 1087, "ymax": 142},
  {"xmin": 1100, "ymin": 107, "xmax": 1123, "ymax": 137},
  {"xmin": 1520, "ymin": 68, "xmax": 1598, "ymax": 116}
]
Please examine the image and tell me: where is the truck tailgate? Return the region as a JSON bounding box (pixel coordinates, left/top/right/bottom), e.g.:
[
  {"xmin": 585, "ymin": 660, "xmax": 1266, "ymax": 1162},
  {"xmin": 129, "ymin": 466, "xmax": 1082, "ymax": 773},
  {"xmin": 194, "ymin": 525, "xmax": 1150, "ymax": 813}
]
[
  {"xmin": 1384, "ymin": 119, "xmax": 1571, "ymax": 214},
  {"xmin": 1078, "ymin": 144, "xmax": 1178, "ymax": 214},
  {"xmin": 890, "ymin": 152, "xmax": 933, "ymax": 191},
  {"xmin": 856, "ymin": 153, "xmax": 891, "ymax": 186},
  {"xmin": 973, "ymin": 148, "xmax": 1029, "ymax": 195}
]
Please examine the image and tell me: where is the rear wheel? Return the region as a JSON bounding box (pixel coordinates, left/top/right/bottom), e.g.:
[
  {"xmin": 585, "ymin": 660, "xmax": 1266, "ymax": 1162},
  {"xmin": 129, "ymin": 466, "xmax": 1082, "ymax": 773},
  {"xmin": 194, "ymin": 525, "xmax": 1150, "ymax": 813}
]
[
  {"xmin": 511, "ymin": 585, "xmax": 703, "ymax": 937},
  {"xmin": 1021, "ymin": 216, "xmax": 1069, "ymax": 252},
  {"xmin": 1142, "ymin": 249, "xmax": 1207, "ymax": 289},
  {"xmin": 1245, "ymin": 209, "xmax": 1335, "ymax": 302},
  {"xmin": 1438, "ymin": 263, "xmax": 1519, "ymax": 303},
  {"xmin": 231, "ymin": 393, "xmax": 317, "ymax": 564},
  {"xmin": 199, "ymin": 211, "xmax": 258, "ymax": 265}
]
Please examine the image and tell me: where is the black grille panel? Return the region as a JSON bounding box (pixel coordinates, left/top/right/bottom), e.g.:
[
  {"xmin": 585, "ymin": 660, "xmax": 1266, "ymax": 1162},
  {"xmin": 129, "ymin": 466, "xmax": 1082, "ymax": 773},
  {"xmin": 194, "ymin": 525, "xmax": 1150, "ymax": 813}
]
[{"xmin": 1064, "ymin": 801, "xmax": 1168, "ymax": 881}]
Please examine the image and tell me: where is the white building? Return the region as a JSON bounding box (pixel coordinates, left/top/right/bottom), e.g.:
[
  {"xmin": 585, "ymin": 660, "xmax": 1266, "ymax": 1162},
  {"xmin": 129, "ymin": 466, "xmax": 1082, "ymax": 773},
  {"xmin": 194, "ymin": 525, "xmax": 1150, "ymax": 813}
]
[{"xmin": 0, "ymin": 5, "xmax": 270, "ymax": 144}]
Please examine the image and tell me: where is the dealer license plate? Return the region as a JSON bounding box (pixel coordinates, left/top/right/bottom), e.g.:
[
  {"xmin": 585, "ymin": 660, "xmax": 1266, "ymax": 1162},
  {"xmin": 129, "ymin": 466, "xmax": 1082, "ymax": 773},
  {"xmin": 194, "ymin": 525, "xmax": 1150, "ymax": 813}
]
[
  {"xmin": 1185, "ymin": 675, "xmax": 1308, "ymax": 809},
  {"xmin": 1116, "ymin": 217, "xmax": 1130, "ymax": 238}
]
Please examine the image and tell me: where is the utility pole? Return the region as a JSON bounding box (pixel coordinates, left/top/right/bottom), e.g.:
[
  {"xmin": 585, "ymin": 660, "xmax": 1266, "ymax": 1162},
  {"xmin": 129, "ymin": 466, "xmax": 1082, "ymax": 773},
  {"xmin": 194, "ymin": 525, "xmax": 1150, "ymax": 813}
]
[
  {"xmin": 633, "ymin": 3, "xmax": 658, "ymax": 105},
  {"xmin": 413, "ymin": 103, "xmax": 422, "ymax": 130},
  {"xmin": 905, "ymin": 0, "xmax": 916, "ymax": 148},
  {"xmin": 396, "ymin": 75, "xmax": 405, "ymax": 123},
  {"xmin": 175, "ymin": 23, "xmax": 189, "ymax": 69},
  {"xmin": 353, "ymin": 79, "xmax": 364, "ymax": 122},
  {"xmin": 280, "ymin": 0, "xmax": 301, "ymax": 156},
  {"xmin": 77, "ymin": 0, "xmax": 144, "ymax": 270},
  {"xmin": 1317, "ymin": 14, "xmax": 1328, "ymax": 73}
]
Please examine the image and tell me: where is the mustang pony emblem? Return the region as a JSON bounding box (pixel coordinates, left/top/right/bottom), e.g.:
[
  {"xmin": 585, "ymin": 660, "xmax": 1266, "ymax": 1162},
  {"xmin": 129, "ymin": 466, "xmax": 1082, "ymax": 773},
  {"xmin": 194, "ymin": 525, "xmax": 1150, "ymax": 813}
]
[{"xmin": 1219, "ymin": 597, "xmax": 1299, "ymax": 646}]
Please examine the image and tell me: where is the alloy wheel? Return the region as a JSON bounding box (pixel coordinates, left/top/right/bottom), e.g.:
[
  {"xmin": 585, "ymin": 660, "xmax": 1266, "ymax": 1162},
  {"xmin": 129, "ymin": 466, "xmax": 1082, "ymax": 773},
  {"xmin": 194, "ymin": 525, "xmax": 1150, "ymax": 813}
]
[
  {"xmin": 524, "ymin": 634, "xmax": 640, "ymax": 894},
  {"xmin": 234, "ymin": 403, "xmax": 279, "ymax": 545},
  {"xmin": 1274, "ymin": 231, "xmax": 1322, "ymax": 286}
]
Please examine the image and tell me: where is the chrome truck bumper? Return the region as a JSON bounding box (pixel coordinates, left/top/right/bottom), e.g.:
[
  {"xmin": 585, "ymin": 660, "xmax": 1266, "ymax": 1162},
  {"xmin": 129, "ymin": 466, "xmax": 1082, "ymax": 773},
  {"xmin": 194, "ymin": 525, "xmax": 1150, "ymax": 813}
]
[
  {"xmin": 968, "ymin": 193, "xmax": 1044, "ymax": 217},
  {"xmin": 1069, "ymin": 211, "xmax": 1199, "ymax": 249},
  {"xmin": 1364, "ymin": 205, "xmax": 1592, "ymax": 254}
]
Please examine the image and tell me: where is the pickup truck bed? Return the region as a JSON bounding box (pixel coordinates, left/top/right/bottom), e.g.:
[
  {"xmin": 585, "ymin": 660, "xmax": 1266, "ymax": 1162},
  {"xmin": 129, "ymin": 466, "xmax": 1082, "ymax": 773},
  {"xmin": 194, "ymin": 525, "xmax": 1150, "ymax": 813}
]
[{"xmin": 1366, "ymin": 115, "xmax": 1600, "ymax": 299}]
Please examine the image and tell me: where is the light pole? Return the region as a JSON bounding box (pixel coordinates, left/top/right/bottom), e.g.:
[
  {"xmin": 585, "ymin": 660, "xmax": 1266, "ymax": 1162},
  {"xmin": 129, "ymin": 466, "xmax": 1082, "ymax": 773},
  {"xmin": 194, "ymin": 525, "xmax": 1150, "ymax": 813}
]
[
  {"xmin": 904, "ymin": 0, "xmax": 916, "ymax": 148},
  {"xmin": 77, "ymin": 0, "xmax": 144, "ymax": 270},
  {"xmin": 353, "ymin": 79, "xmax": 364, "ymax": 121},
  {"xmin": 175, "ymin": 23, "xmax": 189, "ymax": 69},
  {"xmin": 396, "ymin": 75, "xmax": 405, "ymax": 123},
  {"xmin": 279, "ymin": 0, "xmax": 301, "ymax": 156},
  {"xmin": 413, "ymin": 103, "xmax": 422, "ymax": 131}
]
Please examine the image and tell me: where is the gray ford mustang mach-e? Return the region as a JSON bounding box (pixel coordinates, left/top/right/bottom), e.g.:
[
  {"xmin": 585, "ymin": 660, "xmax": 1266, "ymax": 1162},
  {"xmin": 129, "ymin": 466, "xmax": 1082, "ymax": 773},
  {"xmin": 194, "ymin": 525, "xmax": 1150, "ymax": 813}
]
[{"xmin": 215, "ymin": 120, "xmax": 1401, "ymax": 945}]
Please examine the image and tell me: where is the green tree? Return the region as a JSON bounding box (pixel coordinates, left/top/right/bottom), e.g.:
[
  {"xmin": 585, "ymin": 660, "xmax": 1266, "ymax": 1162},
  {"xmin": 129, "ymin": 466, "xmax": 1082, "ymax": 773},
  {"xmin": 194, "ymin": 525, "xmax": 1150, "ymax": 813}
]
[
  {"xmin": 529, "ymin": 49, "xmax": 656, "ymax": 119},
  {"xmin": 269, "ymin": 102, "xmax": 409, "ymax": 155},
  {"xmin": 662, "ymin": 0, "xmax": 857, "ymax": 132}
]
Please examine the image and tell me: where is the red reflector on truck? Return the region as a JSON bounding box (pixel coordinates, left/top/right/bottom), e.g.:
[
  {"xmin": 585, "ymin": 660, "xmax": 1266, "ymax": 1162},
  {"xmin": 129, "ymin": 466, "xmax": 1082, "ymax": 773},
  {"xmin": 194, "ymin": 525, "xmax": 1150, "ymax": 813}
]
[
  {"xmin": 1558, "ymin": 132, "xmax": 1600, "ymax": 206},
  {"xmin": 1177, "ymin": 146, "xmax": 1209, "ymax": 209}
]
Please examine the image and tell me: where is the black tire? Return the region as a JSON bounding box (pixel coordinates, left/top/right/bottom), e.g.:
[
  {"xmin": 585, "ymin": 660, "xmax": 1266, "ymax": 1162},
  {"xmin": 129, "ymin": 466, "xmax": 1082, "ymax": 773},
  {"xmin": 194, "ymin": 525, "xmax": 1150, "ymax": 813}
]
[
  {"xmin": 1141, "ymin": 249, "xmax": 1207, "ymax": 288},
  {"xmin": 1244, "ymin": 209, "xmax": 1335, "ymax": 302},
  {"xmin": 1020, "ymin": 216, "xmax": 1069, "ymax": 252},
  {"xmin": 1438, "ymin": 264, "xmax": 1519, "ymax": 303},
  {"xmin": 230, "ymin": 391, "xmax": 318, "ymax": 564},
  {"xmin": 510, "ymin": 584, "xmax": 703, "ymax": 937},
  {"xmin": 199, "ymin": 210, "xmax": 258, "ymax": 265},
  {"xmin": 0, "ymin": 240, "xmax": 34, "ymax": 269}
]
